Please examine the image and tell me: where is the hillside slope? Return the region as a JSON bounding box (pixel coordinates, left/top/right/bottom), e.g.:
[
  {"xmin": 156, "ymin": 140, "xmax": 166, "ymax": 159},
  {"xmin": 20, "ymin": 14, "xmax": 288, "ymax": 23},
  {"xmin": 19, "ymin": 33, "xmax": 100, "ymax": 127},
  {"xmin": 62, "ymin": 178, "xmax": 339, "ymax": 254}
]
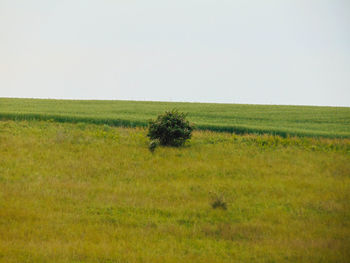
[{"xmin": 1, "ymin": 98, "xmax": 349, "ymax": 138}]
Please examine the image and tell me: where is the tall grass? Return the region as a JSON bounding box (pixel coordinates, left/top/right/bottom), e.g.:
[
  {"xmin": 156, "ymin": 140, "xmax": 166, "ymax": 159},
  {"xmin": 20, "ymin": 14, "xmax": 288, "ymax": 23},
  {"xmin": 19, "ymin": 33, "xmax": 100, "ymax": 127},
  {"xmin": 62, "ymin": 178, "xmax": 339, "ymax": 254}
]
[
  {"xmin": 0, "ymin": 120, "xmax": 349, "ymax": 262},
  {"xmin": 1, "ymin": 98, "xmax": 350, "ymax": 138}
]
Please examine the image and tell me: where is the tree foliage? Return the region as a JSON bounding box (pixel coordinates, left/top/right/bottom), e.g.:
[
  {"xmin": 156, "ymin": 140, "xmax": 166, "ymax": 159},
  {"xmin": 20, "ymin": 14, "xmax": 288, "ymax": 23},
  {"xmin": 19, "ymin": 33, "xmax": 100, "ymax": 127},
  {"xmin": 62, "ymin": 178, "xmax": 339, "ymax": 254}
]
[{"xmin": 147, "ymin": 110, "xmax": 193, "ymax": 146}]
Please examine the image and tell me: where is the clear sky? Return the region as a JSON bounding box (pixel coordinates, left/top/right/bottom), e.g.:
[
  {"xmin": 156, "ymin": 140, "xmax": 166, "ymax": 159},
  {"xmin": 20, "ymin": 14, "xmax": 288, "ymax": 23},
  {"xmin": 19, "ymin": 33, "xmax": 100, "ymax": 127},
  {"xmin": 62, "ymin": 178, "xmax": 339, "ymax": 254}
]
[{"xmin": 1, "ymin": 0, "xmax": 349, "ymax": 106}]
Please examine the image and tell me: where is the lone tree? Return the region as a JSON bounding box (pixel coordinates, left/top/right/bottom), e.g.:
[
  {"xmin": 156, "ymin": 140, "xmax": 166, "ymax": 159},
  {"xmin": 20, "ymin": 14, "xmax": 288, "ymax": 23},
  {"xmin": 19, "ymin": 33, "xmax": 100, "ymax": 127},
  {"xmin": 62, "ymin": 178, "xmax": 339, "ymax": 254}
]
[{"xmin": 147, "ymin": 110, "xmax": 193, "ymax": 147}]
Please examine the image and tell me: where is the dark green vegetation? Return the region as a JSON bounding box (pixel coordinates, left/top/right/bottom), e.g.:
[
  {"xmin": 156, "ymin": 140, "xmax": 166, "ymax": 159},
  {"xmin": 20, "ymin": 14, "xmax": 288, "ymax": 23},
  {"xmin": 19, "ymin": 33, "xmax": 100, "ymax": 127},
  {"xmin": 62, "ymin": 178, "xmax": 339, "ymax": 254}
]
[
  {"xmin": 148, "ymin": 110, "xmax": 193, "ymax": 146},
  {"xmin": 1, "ymin": 120, "xmax": 349, "ymax": 262},
  {"xmin": 1, "ymin": 98, "xmax": 350, "ymax": 138}
]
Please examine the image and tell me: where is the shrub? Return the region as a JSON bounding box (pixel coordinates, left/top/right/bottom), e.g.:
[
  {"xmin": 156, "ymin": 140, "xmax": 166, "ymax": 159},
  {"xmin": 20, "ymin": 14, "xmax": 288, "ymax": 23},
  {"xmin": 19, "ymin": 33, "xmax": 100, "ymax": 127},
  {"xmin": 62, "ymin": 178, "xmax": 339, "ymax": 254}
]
[{"xmin": 147, "ymin": 110, "xmax": 193, "ymax": 147}]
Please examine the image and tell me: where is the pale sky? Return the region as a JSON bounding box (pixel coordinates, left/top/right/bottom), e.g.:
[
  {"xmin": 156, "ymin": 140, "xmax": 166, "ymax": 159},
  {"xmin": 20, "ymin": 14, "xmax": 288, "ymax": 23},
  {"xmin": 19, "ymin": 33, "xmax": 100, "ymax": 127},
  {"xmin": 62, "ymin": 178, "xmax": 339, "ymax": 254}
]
[{"xmin": 1, "ymin": 0, "xmax": 350, "ymax": 106}]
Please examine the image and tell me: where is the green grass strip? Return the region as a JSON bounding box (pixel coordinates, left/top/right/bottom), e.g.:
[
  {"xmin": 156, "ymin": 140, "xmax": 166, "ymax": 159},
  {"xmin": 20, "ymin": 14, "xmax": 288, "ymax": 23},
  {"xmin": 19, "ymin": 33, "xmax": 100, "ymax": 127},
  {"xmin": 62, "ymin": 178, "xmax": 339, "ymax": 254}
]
[{"xmin": 1, "ymin": 111, "xmax": 349, "ymax": 139}]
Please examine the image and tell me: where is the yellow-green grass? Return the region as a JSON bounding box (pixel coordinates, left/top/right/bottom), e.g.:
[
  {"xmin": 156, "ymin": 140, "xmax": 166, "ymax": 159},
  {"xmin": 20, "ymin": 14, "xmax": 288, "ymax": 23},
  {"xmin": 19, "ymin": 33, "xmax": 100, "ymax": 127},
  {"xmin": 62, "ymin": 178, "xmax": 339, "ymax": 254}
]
[
  {"xmin": 0, "ymin": 120, "xmax": 349, "ymax": 262},
  {"xmin": 1, "ymin": 97, "xmax": 350, "ymax": 138}
]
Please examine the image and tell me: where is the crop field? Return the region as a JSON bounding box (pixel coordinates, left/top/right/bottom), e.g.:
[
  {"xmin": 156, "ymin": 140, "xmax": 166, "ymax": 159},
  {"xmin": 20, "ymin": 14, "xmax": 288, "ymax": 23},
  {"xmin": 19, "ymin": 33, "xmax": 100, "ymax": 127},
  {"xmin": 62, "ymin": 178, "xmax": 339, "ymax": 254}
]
[
  {"xmin": 0, "ymin": 120, "xmax": 349, "ymax": 262},
  {"xmin": 1, "ymin": 98, "xmax": 350, "ymax": 138}
]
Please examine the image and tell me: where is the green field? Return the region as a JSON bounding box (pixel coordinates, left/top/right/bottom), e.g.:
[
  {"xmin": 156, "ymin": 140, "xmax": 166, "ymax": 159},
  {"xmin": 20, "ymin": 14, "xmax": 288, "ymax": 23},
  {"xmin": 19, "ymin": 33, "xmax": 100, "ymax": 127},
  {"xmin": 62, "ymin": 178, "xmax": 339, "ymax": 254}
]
[
  {"xmin": 0, "ymin": 120, "xmax": 349, "ymax": 262},
  {"xmin": 1, "ymin": 98, "xmax": 350, "ymax": 138}
]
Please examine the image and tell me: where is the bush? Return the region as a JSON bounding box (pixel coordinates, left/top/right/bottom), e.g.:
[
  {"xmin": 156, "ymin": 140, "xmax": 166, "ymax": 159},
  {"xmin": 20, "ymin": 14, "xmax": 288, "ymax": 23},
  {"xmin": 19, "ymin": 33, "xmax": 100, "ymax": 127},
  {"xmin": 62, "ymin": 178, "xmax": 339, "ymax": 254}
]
[{"xmin": 147, "ymin": 110, "xmax": 193, "ymax": 146}]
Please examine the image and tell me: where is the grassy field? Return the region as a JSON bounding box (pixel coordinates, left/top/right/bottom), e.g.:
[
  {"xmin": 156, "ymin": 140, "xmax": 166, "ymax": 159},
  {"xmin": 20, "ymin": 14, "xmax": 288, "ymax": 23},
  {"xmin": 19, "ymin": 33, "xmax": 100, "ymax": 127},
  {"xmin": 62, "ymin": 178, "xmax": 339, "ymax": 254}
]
[
  {"xmin": 0, "ymin": 120, "xmax": 349, "ymax": 262},
  {"xmin": 1, "ymin": 98, "xmax": 350, "ymax": 138}
]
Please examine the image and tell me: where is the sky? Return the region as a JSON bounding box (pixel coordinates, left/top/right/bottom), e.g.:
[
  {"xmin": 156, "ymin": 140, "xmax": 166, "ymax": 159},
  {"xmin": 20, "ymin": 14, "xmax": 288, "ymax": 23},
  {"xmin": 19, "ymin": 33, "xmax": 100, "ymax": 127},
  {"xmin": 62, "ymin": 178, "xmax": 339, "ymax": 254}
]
[{"xmin": 1, "ymin": 0, "xmax": 350, "ymax": 106}]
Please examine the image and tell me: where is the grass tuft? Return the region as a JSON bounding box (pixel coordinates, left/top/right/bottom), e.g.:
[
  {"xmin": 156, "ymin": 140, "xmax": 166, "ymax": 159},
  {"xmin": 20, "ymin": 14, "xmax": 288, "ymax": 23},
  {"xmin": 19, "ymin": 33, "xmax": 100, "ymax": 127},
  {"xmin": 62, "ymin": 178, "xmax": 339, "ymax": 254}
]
[{"xmin": 210, "ymin": 192, "xmax": 228, "ymax": 210}]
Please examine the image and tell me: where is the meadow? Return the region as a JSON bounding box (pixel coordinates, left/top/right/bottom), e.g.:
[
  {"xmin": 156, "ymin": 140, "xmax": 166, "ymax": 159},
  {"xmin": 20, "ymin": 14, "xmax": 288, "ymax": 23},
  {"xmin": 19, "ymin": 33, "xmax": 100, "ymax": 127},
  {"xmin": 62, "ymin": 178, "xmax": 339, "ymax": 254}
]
[
  {"xmin": 1, "ymin": 98, "xmax": 350, "ymax": 138},
  {"xmin": 0, "ymin": 120, "xmax": 349, "ymax": 262}
]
